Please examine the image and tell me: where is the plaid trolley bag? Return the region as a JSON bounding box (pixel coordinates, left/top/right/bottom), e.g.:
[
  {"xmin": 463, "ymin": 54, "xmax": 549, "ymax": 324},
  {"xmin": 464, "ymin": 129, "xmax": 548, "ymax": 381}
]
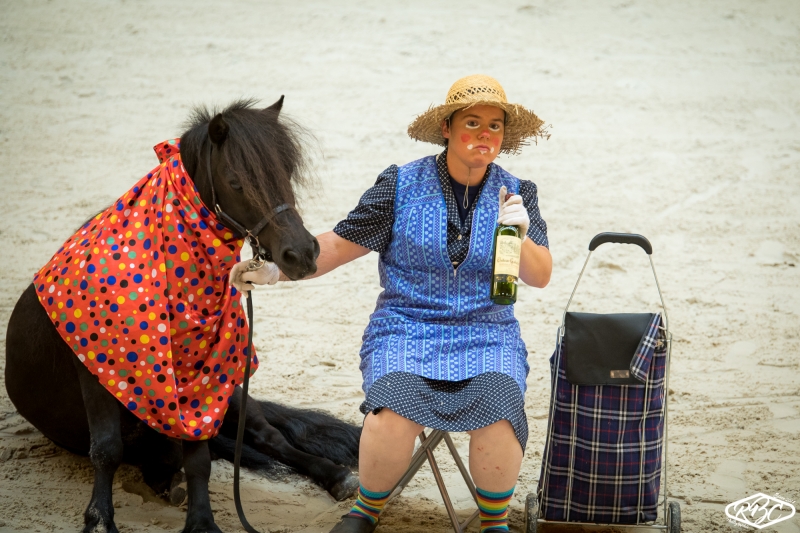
[{"xmin": 525, "ymin": 233, "xmax": 681, "ymax": 533}]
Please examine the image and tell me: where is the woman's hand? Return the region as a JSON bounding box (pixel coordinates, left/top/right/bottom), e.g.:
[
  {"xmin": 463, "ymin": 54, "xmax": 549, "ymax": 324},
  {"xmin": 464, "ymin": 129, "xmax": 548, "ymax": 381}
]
[
  {"xmin": 497, "ymin": 187, "xmax": 530, "ymax": 240},
  {"xmin": 229, "ymin": 261, "xmax": 281, "ymax": 292}
]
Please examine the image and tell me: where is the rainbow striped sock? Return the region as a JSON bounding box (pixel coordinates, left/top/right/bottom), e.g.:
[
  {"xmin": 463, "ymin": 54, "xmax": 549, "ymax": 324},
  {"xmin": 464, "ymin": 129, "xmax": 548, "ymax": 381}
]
[
  {"xmin": 347, "ymin": 486, "xmax": 391, "ymax": 525},
  {"xmin": 476, "ymin": 486, "xmax": 515, "ymax": 532}
]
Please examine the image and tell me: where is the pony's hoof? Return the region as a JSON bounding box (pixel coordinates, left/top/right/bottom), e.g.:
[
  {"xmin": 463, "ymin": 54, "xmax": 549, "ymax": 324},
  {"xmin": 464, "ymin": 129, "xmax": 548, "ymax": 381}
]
[
  {"xmin": 170, "ymin": 485, "xmax": 187, "ymax": 506},
  {"xmin": 181, "ymin": 522, "xmax": 223, "ymax": 533},
  {"xmin": 83, "ymin": 517, "xmax": 119, "ymax": 533},
  {"xmin": 169, "ymin": 471, "xmax": 187, "ymax": 506},
  {"xmin": 329, "ymin": 471, "xmax": 360, "ymax": 501},
  {"xmin": 83, "ymin": 505, "xmax": 120, "ymax": 533}
]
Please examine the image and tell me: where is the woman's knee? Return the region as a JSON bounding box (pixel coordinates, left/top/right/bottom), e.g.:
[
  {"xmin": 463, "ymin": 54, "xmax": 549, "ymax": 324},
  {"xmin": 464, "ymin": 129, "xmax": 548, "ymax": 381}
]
[
  {"xmin": 363, "ymin": 408, "xmax": 423, "ymax": 441},
  {"xmin": 467, "ymin": 419, "xmax": 517, "ymax": 441}
]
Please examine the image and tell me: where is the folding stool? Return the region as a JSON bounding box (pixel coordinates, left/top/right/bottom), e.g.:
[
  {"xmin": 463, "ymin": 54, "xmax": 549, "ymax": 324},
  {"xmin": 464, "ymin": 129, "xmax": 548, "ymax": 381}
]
[{"xmin": 385, "ymin": 429, "xmax": 480, "ymax": 533}]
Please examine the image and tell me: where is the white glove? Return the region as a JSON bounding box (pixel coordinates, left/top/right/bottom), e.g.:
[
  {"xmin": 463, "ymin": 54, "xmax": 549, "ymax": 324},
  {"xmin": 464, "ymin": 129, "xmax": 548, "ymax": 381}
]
[
  {"xmin": 229, "ymin": 260, "xmax": 281, "ymax": 293},
  {"xmin": 498, "ymin": 186, "xmax": 530, "ymax": 239}
]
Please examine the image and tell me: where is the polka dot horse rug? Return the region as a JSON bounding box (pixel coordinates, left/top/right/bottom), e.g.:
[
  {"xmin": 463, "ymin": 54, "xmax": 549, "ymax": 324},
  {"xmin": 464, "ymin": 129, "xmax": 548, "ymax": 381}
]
[{"xmin": 34, "ymin": 139, "xmax": 258, "ymax": 440}]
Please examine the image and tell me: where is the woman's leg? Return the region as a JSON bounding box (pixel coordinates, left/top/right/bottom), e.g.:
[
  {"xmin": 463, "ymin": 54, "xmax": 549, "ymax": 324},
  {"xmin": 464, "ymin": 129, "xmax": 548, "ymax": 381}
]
[
  {"xmin": 467, "ymin": 419, "xmax": 523, "ymax": 491},
  {"xmin": 359, "ymin": 408, "xmax": 424, "ymax": 491},
  {"xmin": 331, "ymin": 408, "xmax": 423, "ymax": 531},
  {"xmin": 467, "ymin": 420, "xmax": 523, "ymax": 532}
]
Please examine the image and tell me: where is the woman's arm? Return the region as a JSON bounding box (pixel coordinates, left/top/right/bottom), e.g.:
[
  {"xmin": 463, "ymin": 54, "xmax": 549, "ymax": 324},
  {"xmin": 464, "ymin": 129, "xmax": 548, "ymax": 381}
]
[
  {"xmin": 232, "ymin": 232, "xmax": 370, "ymax": 290},
  {"xmin": 233, "ymin": 166, "xmax": 397, "ymax": 291},
  {"xmin": 519, "ymin": 239, "xmax": 552, "ymax": 288},
  {"xmin": 500, "ymin": 180, "xmax": 551, "ymax": 289},
  {"xmin": 287, "ymin": 231, "xmax": 370, "ymax": 280}
]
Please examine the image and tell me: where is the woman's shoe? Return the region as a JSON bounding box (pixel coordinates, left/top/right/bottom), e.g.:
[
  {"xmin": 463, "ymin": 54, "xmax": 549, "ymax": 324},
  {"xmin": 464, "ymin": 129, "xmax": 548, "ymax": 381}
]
[{"xmin": 329, "ymin": 515, "xmax": 378, "ymax": 533}]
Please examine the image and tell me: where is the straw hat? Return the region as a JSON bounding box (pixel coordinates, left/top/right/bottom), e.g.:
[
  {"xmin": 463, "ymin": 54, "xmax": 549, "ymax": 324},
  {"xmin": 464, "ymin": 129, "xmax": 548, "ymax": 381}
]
[{"xmin": 407, "ymin": 74, "xmax": 547, "ymax": 155}]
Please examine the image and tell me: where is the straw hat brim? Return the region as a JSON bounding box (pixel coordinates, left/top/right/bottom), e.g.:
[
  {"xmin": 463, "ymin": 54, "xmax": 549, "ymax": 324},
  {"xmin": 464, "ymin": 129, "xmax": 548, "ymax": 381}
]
[{"xmin": 408, "ymin": 101, "xmax": 547, "ymax": 155}]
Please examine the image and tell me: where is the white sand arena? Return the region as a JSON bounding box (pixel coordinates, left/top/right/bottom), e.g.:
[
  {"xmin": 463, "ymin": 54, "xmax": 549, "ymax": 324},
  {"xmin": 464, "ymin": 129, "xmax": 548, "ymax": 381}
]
[{"xmin": 1, "ymin": 1, "xmax": 799, "ymax": 531}]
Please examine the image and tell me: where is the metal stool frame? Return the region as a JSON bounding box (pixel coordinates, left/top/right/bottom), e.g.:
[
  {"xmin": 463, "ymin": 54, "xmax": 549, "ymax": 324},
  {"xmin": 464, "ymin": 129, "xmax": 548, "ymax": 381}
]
[{"xmin": 386, "ymin": 429, "xmax": 480, "ymax": 533}]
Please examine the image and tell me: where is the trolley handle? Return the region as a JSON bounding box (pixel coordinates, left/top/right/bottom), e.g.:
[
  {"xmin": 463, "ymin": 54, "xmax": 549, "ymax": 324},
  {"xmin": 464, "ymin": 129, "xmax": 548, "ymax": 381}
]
[
  {"xmin": 589, "ymin": 232, "xmax": 652, "ymax": 255},
  {"xmin": 562, "ymin": 232, "xmax": 668, "ymax": 333}
]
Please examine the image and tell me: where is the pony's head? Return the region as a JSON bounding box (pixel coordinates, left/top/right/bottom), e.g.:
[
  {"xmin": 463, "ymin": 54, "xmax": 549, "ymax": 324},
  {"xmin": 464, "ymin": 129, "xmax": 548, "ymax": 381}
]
[{"xmin": 180, "ymin": 98, "xmax": 319, "ymax": 280}]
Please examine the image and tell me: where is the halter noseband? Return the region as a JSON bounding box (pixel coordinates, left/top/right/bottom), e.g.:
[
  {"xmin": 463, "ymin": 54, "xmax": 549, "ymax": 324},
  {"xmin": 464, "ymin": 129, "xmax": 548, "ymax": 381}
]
[{"xmin": 205, "ymin": 141, "xmax": 293, "ymax": 268}]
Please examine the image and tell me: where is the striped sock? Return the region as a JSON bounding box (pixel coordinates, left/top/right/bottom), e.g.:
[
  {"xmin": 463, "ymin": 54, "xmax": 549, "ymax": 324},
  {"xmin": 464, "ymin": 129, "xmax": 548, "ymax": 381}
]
[
  {"xmin": 347, "ymin": 485, "xmax": 391, "ymax": 525},
  {"xmin": 476, "ymin": 486, "xmax": 515, "ymax": 532}
]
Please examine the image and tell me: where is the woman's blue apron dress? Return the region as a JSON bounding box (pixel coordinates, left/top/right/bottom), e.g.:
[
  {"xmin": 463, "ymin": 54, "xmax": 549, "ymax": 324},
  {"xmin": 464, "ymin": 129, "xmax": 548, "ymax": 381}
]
[{"xmin": 358, "ymin": 155, "xmax": 531, "ymax": 448}]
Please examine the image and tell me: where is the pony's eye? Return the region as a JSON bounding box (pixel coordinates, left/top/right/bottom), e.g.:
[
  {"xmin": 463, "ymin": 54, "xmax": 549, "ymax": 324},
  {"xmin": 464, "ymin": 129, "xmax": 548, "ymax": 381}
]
[{"xmin": 229, "ymin": 181, "xmax": 243, "ymax": 192}]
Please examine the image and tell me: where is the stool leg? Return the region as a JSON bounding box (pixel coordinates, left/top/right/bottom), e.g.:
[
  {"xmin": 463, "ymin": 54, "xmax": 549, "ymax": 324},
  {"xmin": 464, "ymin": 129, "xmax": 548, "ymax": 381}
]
[
  {"xmin": 388, "ymin": 429, "xmax": 445, "ymax": 501},
  {"xmin": 444, "ymin": 432, "xmax": 478, "ymax": 503},
  {"xmin": 443, "ymin": 432, "xmax": 480, "ymax": 529},
  {"xmin": 387, "ymin": 430, "xmax": 481, "ymax": 533},
  {"xmin": 423, "ymin": 432, "xmax": 465, "ymax": 532}
]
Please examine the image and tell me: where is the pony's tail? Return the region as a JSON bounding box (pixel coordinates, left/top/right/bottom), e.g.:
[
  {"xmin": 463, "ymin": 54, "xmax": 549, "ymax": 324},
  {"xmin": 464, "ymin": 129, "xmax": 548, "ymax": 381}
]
[
  {"xmin": 208, "ymin": 434, "xmax": 292, "ymax": 479},
  {"xmin": 256, "ymin": 400, "xmax": 361, "ymax": 468}
]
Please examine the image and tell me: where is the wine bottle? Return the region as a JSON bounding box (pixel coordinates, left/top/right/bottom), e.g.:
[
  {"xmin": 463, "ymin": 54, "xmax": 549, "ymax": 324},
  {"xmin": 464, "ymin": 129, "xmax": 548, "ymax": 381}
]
[{"xmin": 491, "ymin": 193, "xmax": 523, "ymax": 305}]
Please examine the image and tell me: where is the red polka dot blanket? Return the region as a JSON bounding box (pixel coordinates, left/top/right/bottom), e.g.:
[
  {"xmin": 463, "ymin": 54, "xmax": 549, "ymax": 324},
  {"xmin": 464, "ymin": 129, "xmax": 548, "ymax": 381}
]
[{"xmin": 34, "ymin": 139, "xmax": 258, "ymax": 440}]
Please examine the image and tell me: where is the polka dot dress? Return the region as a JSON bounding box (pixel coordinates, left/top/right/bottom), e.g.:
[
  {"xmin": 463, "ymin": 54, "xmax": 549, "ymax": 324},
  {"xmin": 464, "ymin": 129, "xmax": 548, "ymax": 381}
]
[
  {"xmin": 362, "ymin": 372, "xmax": 529, "ymax": 451},
  {"xmin": 34, "ymin": 139, "xmax": 256, "ymax": 441}
]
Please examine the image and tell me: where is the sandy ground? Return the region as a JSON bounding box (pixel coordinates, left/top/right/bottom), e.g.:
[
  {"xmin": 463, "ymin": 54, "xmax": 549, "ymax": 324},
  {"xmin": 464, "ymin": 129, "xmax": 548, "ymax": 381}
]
[{"xmin": 1, "ymin": 0, "xmax": 800, "ymax": 532}]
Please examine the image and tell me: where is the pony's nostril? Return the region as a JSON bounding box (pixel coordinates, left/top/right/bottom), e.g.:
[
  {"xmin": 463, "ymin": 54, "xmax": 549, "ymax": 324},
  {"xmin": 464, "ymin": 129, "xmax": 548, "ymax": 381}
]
[
  {"xmin": 280, "ymin": 243, "xmax": 318, "ymax": 277},
  {"xmin": 282, "ymin": 249, "xmax": 301, "ymax": 266}
]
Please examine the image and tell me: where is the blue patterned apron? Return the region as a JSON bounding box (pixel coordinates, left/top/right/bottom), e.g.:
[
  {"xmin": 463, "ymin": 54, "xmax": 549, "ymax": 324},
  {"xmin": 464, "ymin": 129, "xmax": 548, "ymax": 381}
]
[{"xmin": 359, "ymin": 155, "xmax": 529, "ymax": 395}]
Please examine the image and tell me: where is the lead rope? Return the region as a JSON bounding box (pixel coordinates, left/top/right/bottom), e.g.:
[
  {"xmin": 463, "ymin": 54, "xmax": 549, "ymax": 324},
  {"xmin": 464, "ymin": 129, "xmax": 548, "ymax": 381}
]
[
  {"xmin": 233, "ymin": 290, "xmax": 260, "ymax": 533},
  {"xmin": 205, "ymin": 139, "xmax": 274, "ymax": 532}
]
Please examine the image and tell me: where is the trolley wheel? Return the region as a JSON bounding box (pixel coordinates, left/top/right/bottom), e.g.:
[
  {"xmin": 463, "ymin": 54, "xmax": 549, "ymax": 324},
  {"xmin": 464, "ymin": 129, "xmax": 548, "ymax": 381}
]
[
  {"xmin": 667, "ymin": 501, "xmax": 681, "ymax": 533},
  {"xmin": 524, "ymin": 492, "xmax": 539, "ymax": 533}
]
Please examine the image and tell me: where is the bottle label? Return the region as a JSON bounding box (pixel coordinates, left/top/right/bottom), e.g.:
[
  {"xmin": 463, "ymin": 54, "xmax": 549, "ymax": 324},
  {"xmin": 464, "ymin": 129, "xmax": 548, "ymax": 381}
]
[{"xmin": 494, "ymin": 235, "xmax": 521, "ymax": 278}]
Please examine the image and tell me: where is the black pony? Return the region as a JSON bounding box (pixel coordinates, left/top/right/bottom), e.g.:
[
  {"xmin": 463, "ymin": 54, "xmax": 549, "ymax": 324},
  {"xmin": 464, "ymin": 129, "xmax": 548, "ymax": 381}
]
[{"xmin": 4, "ymin": 98, "xmax": 360, "ymax": 533}]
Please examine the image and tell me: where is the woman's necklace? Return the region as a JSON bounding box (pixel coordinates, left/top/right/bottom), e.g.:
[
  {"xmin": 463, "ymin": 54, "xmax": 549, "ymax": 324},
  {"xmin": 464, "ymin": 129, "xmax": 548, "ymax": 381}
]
[{"xmin": 464, "ymin": 168, "xmax": 471, "ymax": 210}]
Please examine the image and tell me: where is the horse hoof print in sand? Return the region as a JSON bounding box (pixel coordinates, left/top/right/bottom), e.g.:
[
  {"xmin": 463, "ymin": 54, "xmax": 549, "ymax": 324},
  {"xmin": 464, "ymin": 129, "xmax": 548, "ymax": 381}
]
[{"xmin": 4, "ymin": 98, "xmax": 360, "ymax": 533}]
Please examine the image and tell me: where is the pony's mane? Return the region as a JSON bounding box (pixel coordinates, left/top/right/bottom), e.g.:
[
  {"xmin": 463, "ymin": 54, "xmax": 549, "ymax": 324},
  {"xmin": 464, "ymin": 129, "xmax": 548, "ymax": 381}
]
[{"xmin": 179, "ymin": 98, "xmax": 313, "ymax": 223}]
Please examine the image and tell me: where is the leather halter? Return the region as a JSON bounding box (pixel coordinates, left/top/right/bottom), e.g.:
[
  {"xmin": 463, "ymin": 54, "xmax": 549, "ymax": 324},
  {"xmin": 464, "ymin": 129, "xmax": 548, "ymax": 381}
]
[{"xmin": 205, "ymin": 141, "xmax": 293, "ymax": 265}]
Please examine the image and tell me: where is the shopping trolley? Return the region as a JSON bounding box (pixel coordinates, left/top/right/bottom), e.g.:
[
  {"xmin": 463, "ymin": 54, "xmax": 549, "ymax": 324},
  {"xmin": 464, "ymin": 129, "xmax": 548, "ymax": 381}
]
[{"xmin": 525, "ymin": 232, "xmax": 680, "ymax": 532}]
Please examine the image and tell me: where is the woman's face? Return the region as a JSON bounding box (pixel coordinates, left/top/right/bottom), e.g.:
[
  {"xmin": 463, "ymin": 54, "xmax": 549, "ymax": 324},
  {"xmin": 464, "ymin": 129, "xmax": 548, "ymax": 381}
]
[{"xmin": 442, "ymin": 104, "xmax": 505, "ymax": 168}]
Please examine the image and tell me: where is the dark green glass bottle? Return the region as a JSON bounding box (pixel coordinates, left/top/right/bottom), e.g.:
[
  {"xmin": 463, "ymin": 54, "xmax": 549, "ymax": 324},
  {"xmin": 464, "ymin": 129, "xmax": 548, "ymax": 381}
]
[{"xmin": 491, "ymin": 196, "xmax": 523, "ymax": 305}]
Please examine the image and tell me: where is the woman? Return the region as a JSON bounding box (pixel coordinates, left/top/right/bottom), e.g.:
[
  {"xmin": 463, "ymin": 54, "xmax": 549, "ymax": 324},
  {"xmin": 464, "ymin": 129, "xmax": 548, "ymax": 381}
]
[{"xmin": 233, "ymin": 74, "xmax": 552, "ymax": 533}]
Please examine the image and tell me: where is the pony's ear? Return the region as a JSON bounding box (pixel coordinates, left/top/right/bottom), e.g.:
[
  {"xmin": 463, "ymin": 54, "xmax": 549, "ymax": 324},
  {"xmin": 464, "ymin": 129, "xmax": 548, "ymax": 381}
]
[
  {"xmin": 264, "ymin": 95, "xmax": 284, "ymax": 115},
  {"xmin": 208, "ymin": 114, "xmax": 229, "ymax": 146}
]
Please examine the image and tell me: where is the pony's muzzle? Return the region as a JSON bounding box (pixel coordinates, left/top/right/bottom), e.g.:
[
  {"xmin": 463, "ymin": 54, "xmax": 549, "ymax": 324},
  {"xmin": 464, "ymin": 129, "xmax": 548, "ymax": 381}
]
[{"xmin": 279, "ymin": 239, "xmax": 318, "ymax": 279}]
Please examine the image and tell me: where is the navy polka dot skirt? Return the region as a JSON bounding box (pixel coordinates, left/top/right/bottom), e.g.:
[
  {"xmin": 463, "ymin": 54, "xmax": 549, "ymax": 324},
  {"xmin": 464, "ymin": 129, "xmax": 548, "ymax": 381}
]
[{"xmin": 361, "ymin": 371, "xmax": 528, "ymax": 452}]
